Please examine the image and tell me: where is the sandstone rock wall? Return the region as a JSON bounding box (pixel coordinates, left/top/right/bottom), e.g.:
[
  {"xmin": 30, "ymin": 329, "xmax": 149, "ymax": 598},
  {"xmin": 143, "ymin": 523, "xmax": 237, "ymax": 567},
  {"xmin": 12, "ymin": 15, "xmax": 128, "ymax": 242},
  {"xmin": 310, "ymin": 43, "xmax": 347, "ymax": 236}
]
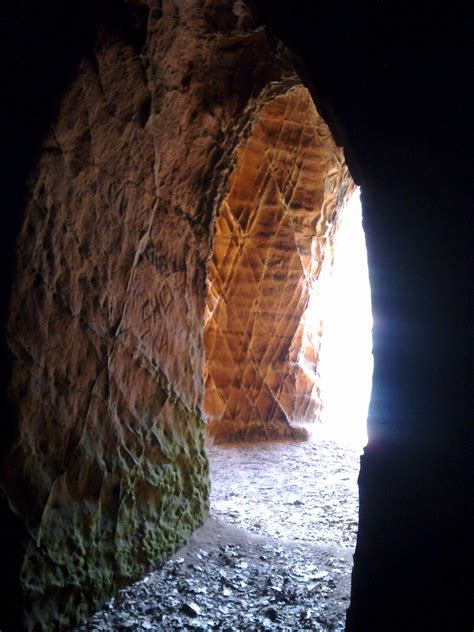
[
  {"xmin": 204, "ymin": 87, "xmax": 353, "ymax": 442},
  {"xmin": 1, "ymin": 1, "xmax": 302, "ymax": 628}
]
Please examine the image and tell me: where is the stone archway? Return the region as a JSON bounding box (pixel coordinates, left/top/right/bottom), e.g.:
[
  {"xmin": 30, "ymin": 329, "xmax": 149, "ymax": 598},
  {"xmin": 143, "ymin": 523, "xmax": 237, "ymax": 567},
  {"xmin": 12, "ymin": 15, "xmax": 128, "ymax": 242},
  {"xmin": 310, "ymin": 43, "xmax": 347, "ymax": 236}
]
[
  {"xmin": 1, "ymin": 2, "xmax": 472, "ymax": 631},
  {"xmin": 1, "ymin": 6, "xmax": 357, "ymax": 627}
]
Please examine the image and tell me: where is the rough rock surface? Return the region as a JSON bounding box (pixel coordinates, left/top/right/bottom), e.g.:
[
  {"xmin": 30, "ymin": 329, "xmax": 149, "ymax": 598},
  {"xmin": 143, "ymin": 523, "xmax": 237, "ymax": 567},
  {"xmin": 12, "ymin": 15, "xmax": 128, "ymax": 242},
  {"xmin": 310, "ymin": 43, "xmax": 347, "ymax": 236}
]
[
  {"xmin": 1, "ymin": 2, "xmax": 309, "ymax": 628},
  {"xmin": 204, "ymin": 88, "xmax": 353, "ymax": 442},
  {"xmin": 1, "ymin": 1, "xmax": 353, "ymax": 628}
]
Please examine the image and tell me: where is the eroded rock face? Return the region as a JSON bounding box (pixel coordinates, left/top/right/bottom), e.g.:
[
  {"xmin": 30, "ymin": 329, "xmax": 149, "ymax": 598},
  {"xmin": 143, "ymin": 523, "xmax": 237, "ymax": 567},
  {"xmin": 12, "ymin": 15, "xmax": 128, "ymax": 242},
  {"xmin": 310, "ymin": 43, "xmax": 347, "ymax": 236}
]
[
  {"xmin": 204, "ymin": 87, "xmax": 353, "ymax": 442},
  {"xmin": 1, "ymin": 1, "xmax": 304, "ymax": 628}
]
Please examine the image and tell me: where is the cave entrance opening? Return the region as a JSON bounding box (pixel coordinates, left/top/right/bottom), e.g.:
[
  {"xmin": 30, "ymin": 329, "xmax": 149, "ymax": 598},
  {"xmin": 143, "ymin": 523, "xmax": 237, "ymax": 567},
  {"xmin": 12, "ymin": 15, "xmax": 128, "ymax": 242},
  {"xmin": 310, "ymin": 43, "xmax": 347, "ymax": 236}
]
[{"xmin": 301, "ymin": 187, "xmax": 373, "ymax": 450}]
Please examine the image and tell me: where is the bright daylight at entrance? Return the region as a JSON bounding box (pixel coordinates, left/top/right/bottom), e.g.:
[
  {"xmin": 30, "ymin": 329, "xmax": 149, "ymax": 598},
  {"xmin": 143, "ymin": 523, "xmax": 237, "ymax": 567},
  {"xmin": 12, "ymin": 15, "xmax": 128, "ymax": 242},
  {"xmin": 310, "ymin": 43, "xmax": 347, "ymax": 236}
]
[{"xmin": 309, "ymin": 188, "xmax": 373, "ymax": 449}]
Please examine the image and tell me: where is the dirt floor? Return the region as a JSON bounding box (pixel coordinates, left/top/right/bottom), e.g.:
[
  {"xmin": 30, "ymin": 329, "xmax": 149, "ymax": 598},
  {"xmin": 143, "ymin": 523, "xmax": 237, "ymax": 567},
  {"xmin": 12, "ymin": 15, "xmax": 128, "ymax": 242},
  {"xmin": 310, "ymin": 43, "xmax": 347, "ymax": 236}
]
[{"xmin": 78, "ymin": 425, "xmax": 362, "ymax": 631}]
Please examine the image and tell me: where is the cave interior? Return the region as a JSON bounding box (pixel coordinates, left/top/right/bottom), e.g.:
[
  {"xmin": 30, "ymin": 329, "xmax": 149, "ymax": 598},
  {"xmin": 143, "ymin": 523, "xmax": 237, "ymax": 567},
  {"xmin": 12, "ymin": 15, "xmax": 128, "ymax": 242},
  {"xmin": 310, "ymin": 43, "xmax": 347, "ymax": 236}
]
[{"xmin": 0, "ymin": 1, "xmax": 472, "ymax": 630}]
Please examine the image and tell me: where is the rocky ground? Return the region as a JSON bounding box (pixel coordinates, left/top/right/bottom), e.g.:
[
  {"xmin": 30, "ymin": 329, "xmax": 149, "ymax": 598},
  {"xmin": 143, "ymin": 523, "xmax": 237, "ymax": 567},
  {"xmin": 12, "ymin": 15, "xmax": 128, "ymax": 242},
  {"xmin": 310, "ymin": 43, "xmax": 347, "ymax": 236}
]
[{"xmin": 78, "ymin": 426, "xmax": 361, "ymax": 631}]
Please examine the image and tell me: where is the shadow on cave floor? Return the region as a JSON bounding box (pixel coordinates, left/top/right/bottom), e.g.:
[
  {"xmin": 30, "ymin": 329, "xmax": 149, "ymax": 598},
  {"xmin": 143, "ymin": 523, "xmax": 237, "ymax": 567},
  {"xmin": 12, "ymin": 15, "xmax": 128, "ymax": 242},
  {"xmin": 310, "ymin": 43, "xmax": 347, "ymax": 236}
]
[{"xmin": 78, "ymin": 426, "xmax": 360, "ymax": 631}]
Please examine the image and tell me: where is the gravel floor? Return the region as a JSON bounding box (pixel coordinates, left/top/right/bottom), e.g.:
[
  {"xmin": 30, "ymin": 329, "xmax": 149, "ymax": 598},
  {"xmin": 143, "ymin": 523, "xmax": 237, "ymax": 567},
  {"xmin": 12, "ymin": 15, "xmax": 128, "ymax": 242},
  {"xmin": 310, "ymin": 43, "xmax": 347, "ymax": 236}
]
[
  {"xmin": 208, "ymin": 425, "xmax": 361, "ymax": 548},
  {"xmin": 78, "ymin": 425, "xmax": 362, "ymax": 631}
]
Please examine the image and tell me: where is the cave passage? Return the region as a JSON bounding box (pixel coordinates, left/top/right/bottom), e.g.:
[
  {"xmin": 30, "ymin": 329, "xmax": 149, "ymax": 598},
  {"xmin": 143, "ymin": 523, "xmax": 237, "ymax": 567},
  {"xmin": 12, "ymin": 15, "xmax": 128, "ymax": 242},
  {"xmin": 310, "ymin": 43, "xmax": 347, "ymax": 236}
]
[
  {"xmin": 2, "ymin": 3, "xmax": 470, "ymax": 629},
  {"xmin": 199, "ymin": 91, "xmax": 371, "ymax": 627},
  {"xmin": 204, "ymin": 189, "xmax": 371, "ymax": 548},
  {"xmin": 202, "ymin": 88, "xmax": 372, "ymax": 451}
]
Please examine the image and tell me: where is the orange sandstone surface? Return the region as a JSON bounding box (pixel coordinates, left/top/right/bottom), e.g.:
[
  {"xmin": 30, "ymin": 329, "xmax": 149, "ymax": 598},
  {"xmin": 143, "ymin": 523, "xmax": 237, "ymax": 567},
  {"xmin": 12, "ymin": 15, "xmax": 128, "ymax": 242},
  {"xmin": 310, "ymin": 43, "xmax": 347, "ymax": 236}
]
[{"xmin": 204, "ymin": 88, "xmax": 353, "ymax": 442}]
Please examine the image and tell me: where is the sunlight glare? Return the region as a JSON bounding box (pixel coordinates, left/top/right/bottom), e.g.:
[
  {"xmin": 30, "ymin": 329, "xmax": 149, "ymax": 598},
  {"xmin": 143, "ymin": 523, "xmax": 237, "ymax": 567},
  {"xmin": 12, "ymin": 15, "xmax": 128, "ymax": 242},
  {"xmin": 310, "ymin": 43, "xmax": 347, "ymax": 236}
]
[{"xmin": 308, "ymin": 188, "xmax": 373, "ymax": 449}]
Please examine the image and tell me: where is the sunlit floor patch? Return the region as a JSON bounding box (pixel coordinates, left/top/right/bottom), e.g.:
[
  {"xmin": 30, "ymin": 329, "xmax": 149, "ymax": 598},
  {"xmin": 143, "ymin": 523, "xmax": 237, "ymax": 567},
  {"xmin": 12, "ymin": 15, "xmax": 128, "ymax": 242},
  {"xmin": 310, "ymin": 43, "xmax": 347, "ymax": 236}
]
[{"xmin": 208, "ymin": 424, "xmax": 359, "ymax": 548}]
